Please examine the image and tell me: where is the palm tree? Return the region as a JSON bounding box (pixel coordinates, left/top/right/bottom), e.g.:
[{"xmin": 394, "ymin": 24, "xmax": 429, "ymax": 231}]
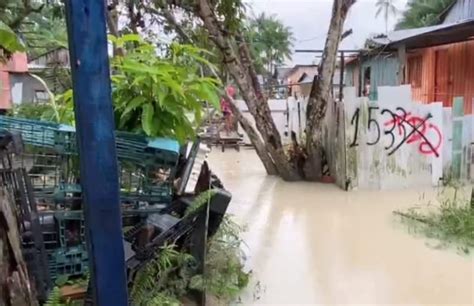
[
  {"xmin": 396, "ymin": 0, "xmax": 455, "ymax": 30},
  {"xmin": 375, "ymin": 0, "xmax": 398, "ymax": 34},
  {"xmin": 248, "ymin": 13, "xmax": 294, "ymax": 82}
]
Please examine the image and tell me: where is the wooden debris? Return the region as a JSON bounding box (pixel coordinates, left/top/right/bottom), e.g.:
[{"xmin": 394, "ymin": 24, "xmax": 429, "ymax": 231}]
[{"xmin": 0, "ymin": 188, "xmax": 38, "ymax": 305}]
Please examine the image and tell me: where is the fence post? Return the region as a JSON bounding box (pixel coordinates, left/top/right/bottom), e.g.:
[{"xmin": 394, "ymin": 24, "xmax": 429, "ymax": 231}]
[
  {"xmin": 64, "ymin": 0, "xmax": 128, "ymax": 304},
  {"xmin": 451, "ymin": 97, "xmax": 464, "ymax": 180}
]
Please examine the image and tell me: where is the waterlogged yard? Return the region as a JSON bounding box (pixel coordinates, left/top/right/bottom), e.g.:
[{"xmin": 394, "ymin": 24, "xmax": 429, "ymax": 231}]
[{"xmin": 209, "ymin": 149, "xmax": 474, "ymax": 305}]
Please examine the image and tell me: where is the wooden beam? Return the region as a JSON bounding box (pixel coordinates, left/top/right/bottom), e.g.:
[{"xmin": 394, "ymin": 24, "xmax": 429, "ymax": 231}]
[
  {"xmin": 397, "ymin": 44, "xmax": 407, "ymax": 84},
  {"xmin": 64, "ymin": 0, "xmax": 128, "ymax": 304}
]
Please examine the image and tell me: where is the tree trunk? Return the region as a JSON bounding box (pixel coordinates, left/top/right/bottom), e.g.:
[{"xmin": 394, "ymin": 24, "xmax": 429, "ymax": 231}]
[
  {"xmin": 106, "ymin": 1, "xmax": 124, "ymax": 57},
  {"xmin": 304, "ymin": 0, "xmax": 356, "ymax": 180},
  {"xmin": 196, "ymin": 0, "xmax": 300, "ymax": 180},
  {"xmin": 154, "ymin": 5, "xmax": 279, "ymax": 175},
  {"xmin": 0, "ymin": 189, "xmax": 38, "ymax": 306},
  {"xmin": 225, "ymin": 95, "xmax": 278, "ymax": 175}
]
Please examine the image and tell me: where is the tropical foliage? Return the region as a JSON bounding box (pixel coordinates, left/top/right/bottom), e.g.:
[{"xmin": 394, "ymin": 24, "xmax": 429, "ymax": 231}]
[
  {"xmin": 131, "ymin": 216, "xmax": 250, "ymax": 305},
  {"xmin": 396, "ymin": 0, "xmax": 455, "ymax": 29},
  {"xmin": 189, "ymin": 216, "xmax": 250, "ymax": 301},
  {"xmin": 375, "ymin": 0, "xmax": 398, "ymax": 33},
  {"xmin": 12, "ymin": 89, "xmax": 74, "ymax": 125},
  {"xmin": 0, "ymin": 20, "xmax": 25, "ymax": 61},
  {"xmin": 110, "ymin": 35, "xmax": 221, "ymax": 142},
  {"xmin": 247, "ymin": 13, "xmax": 294, "ymax": 76},
  {"xmin": 0, "ymin": 0, "xmax": 66, "ymax": 57}
]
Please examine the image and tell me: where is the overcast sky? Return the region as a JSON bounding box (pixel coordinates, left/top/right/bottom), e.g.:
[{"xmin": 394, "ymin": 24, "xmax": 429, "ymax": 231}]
[{"xmin": 246, "ymin": 0, "xmax": 409, "ymax": 65}]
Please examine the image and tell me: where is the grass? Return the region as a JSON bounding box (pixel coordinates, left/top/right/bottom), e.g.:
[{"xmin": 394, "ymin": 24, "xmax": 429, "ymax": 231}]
[{"xmin": 394, "ymin": 186, "xmax": 474, "ymax": 254}]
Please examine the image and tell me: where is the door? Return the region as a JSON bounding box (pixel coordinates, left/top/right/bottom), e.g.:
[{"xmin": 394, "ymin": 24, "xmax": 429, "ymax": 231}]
[{"xmin": 434, "ymin": 49, "xmax": 451, "ymax": 106}]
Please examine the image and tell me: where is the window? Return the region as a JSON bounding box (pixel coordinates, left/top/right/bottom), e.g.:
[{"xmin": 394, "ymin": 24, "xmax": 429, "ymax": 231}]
[{"xmin": 34, "ymin": 90, "xmax": 49, "ymax": 102}]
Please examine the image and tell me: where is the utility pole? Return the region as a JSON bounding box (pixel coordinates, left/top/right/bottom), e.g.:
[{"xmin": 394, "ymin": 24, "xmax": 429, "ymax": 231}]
[{"xmin": 65, "ymin": 0, "xmax": 128, "ymax": 305}]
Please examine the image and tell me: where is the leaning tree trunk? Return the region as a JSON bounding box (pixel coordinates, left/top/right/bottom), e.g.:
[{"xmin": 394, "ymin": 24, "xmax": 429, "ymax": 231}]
[
  {"xmin": 154, "ymin": 2, "xmax": 282, "ymax": 176},
  {"xmin": 196, "ymin": 0, "xmax": 300, "ymax": 180},
  {"xmin": 0, "ymin": 189, "xmax": 38, "ymax": 306},
  {"xmin": 225, "ymin": 94, "xmax": 278, "ymax": 175},
  {"xmin": 304, "ymin": 0, "xmax": 356, "ymax": 180}
]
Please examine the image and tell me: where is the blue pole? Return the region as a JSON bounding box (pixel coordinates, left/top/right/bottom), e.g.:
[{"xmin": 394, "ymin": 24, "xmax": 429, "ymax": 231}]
[{"xmin": 64, "ymin": 1, "xmax": 128, "ymax": 305}]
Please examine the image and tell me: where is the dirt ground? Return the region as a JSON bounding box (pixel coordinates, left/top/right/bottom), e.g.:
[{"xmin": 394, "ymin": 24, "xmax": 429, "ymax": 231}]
[{"xmin": 208, "ymin": 148, "xmax": 474, "ymax": 306}]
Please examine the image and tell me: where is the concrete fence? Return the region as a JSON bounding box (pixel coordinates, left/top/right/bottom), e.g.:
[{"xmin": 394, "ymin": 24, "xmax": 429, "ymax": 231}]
[{"xmin": 236, "ymin": 85, "xmax": 473, "ymax": 189}]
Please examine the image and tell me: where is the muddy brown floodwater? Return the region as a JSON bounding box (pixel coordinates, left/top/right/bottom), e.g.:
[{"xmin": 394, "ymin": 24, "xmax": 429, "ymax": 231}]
[{"xmin": 208, "ymin": 148, "xmax": 473, "ymax": 306}]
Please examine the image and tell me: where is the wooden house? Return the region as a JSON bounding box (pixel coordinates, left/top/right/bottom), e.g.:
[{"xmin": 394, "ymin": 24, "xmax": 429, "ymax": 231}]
[{"xmin": 345, "ymin": 1, "xmax": 474, "ymax": 114}]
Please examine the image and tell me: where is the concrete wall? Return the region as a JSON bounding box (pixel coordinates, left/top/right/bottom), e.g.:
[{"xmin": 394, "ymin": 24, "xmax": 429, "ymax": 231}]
[
  {"xmin": 236, "ymin": 85, "xmax": 472, "ymax": 189},
  {"xmin": 235, "ymin": 99, "xmax": 291, "ymax": 146},
  {"xmin": 344, "ymin": 85, "xmax": 444, "ymax": 189}
]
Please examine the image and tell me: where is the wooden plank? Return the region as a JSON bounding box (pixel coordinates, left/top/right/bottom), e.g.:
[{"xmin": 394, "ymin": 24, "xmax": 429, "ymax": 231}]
[
  {"xmin": 0, "ymin": 189, "xmax": 38, "ymax": 306},
  {"xmin": 64, "ymin": 0, "xmax": 128, "ymax": 304}
]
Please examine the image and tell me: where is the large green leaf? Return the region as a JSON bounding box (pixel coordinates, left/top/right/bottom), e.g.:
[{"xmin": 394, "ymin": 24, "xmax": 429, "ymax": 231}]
[
  {"xmin": 121, "ymin": 96, "xmax": 146, "ymax": 119},
  {"xmin": 0, "ymin": 21, "xmax": 25, "ymax": 54},
  {"xmin": 141, "ymin": 104, "xmax": 155, "ymax": 136}
]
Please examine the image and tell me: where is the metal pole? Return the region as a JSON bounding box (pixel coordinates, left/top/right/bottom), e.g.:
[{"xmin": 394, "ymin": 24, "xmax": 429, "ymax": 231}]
[{"xmin": 64, "ymin": 1, "xmax": 128, "ymax": 305}]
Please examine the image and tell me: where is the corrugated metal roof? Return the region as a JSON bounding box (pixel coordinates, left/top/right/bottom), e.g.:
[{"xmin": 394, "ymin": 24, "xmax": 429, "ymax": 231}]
[
  {"xmin": 369, "ymin": 19, "xmax": 474, "ymax": 48},
  {"xmin": 370, "ymin": 24, "xmax": 453, "ymax": 46},
  {"xmin": 367, "ymin": 19, "xmax": 474, "ymax": 52},
  {"xmin": 443, "ymin": 0, "xmax": 474, "ymax": 24}
]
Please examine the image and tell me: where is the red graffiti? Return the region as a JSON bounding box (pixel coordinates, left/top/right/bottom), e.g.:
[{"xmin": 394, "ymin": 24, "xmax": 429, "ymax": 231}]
[{"xmin": 384, "ymin": 111, "xmax": 442, "ymax": 156}]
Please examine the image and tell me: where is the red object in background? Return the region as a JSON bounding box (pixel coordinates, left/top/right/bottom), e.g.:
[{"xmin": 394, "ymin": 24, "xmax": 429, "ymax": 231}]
[
  {"xmin": 220, "ymin": 98, "xmax": 231, "ymax": 113},
  {"xmin": 226, "ymin": 85, "xmax": 236, "ymax": 98},
  {"xmin": 221, "ymin": 85, "xmax": 236, "ymax": 114},
  {"xmin": 0, "ymin": 71, "xmax": 11, "ymax": 109},
  {"xmin": 0, "ymin": 53, "xmax": 28, "ymax": 73},
  {"xmin": 0, "ymin": 52, "xmax": 28, "ymax": 110}
]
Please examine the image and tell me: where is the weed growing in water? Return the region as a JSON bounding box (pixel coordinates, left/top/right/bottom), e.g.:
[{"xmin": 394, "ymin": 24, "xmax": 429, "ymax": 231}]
[{"xmin": 394, "ymin": 186, "xmax": 474, "ymax": 254}]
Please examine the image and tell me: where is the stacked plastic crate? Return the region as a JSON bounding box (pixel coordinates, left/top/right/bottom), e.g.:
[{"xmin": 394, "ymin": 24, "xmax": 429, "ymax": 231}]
[{"xmin": 0, "ymin": 115, "xmax": 180, "ymax": 287}]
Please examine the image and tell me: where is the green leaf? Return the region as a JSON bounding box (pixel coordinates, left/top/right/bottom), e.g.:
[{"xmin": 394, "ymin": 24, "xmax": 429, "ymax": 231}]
[
  {"xmin": 121, "ymin": 96, "xmax": 146, "ymax": 119},
  {"xmin": 141, "ymin": 104, "xmax": 154, "ymax": 136},
  {"xmin": 0, "ymin": 21, "xmax": 25, "ymax": 54},
  {"xmin": 115, "ymin": 34, "xmax": 141, "ymax": 47}
]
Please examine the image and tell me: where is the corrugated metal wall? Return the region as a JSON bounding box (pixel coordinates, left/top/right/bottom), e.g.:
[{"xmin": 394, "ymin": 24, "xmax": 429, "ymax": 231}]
[
  {"xmin": 365, "ymin": 56, "xmax": 400, "ymax": 100},
  {"xmin": 407, "ymin": 40, "xmax": 474, "ymax": 114},
  {"xmin": 443, "ymin": 0, "xmax": 474, "ymax": 24}
]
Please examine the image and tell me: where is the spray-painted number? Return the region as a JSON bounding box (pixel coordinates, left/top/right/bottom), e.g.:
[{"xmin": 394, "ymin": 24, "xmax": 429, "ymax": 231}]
[
  {"xmin": 349, "ymin": 106, "xmax": 442, "ymax": 157},
  {"xmin": 349, "ymin": 106, "xmax": 381, "ymax": 147}
]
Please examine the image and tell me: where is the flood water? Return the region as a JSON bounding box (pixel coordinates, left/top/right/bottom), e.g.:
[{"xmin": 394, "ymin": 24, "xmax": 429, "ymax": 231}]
[{"xmin": 208, "ymin": 148, "xmax": 473, "ymax": 305}]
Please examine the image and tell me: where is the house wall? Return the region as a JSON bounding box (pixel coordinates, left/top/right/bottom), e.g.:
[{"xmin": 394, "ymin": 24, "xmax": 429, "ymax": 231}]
[
  {"xmin": 9, "ymin": 73, "xmax": 49, "ymax": 104},
  {"xmin": 407, "ymin": 40, "xmax": 474, "ymax": 114},
  {"xmin": 344, "ymin": 55, "xmax": 400, "ymax": 100},
  {"xmin": 442, "ymin": 0, "xmax": 474, "ymax": 24},
  {"xmin": 29, "ymin": 48, "xmax": 70, "ymax": 68},
  {"xmin": 0, "ymin": 53, "xmax": 29, "ymax": 109},
  {"xmin": 0, "ymin": 72, "xmax": 11, "ymax": 109},
  {"xmin": 287, "ymin": 66, "xmax": 318, "ymax": 98},
  {"xmin": 0, "ymin": 53, "xmax": 28, "ymax": 73}
]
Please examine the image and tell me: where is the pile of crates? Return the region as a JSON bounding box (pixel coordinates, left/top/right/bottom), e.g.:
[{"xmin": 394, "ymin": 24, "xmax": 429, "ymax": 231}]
[{"xmin": 0, "ymin": 116, "xmax": 181, "ymax": 297}]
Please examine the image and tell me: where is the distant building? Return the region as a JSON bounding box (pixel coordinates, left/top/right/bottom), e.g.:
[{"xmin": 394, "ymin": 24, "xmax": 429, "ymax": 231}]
[
  {"xmin": 283, "ymin": 64, "xmax": 318, "ymax": 98},
  {"xmin": 28, "ymin": 47, "xmax": 71, "ymax": 94},
  {"xmin": 345, "ymin": 14, "xmax": 474, "ymax": 114},
  {"xmin": 0, "ymin": 52, "xmax": 52, "ymax": 111}
]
